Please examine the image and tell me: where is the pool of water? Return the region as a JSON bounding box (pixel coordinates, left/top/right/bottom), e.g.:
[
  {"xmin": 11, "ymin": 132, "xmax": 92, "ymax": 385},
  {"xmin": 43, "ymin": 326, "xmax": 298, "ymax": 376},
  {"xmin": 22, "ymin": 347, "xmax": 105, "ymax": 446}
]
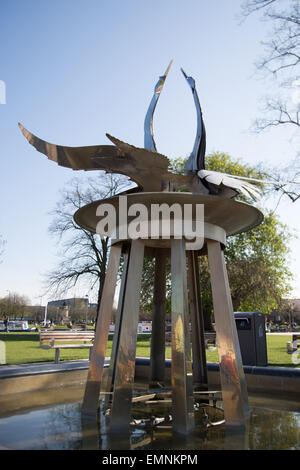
[{"xmin": 0, "ymin": 385, "xmax": 299, "ymax": 450}]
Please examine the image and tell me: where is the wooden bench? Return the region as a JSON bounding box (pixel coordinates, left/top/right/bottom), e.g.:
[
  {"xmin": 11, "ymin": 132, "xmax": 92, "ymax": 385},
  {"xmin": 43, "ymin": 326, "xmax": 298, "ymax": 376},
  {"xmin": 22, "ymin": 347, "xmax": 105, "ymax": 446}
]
[
  {"xmin": 74, "ymin": 323, "xmax": 87, "ymax": 330},
  {"xmin": 204, "ymin": 332, "xmax": 217, "ymax": 349},
  {"xmin": 292, "ymin": 334, "xmax": 300, "ymax": 350},
  {"xmin": 165, "ymin": 331, "xmax": 216, "ymax": 348},
  {"xmin": 39, "ymin": 330, "xmax": 95, "ymax": 363}
]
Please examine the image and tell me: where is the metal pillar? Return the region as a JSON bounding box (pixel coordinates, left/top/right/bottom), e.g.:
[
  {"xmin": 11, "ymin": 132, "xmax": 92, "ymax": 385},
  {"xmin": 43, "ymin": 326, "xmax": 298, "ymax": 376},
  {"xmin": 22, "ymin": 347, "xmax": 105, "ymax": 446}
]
[
  {"xmin": 187, "ymin": 251, "xmax": 208, "ymax": 388},
  {"xmin": 82, "ymin": 244, "xmax": 122, "ymax": 415},
  {"xmin": 109, "ymin": 239, "xmax": 145, "ymax": 433},
  {"xmin": 82, "ymin": 237, "xmax": 249, "ymax": 434},
  {"xmin": 170, "ymin": 239, "xmax": 195, "ymax": 434},
  {"xmin": 207, "ymin": 239, "xmax": 249, "ymax": 427},
  {"xmin": 149, "ymin": 249, "xmax": 167, "ymax": 385},
  {"xmin": 102, "ymin": 249, "xmax": 130, "ymax": 409}
]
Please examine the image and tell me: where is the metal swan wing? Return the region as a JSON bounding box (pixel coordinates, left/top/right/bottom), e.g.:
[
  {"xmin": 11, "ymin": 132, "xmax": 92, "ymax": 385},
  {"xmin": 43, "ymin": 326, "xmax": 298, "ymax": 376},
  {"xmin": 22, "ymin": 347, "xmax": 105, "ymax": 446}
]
[
  {"xmin": 144, "ymin": 61, "xmax": 173, "ymax": 151},
  {"xmin": 181, "ymin": 69, "xmax": 206, "ymax": 173},
  {"xmin": 18, "ymin": 122, "xmax": 120, "ymax": 171},
  {"xmin": 198, "ymin": 170, "xmax": 263, "ymax": 201}
]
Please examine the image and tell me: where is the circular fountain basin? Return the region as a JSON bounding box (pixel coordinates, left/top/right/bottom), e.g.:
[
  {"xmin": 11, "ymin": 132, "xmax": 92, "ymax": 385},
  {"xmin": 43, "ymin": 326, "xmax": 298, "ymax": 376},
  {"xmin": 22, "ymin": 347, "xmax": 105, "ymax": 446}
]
[{"xmin": 0, "ymin": 383, "xmax": 299, "ymax": 450}]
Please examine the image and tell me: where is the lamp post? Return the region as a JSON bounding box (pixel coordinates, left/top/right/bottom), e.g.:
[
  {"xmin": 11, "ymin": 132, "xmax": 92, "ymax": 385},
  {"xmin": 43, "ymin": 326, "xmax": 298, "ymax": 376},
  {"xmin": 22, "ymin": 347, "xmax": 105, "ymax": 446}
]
[
  {"xmin": 5, "ymin": 290, "xmax": 10, "ymax": 319},
  {"xmin": 85, "ymin": 295, "xmax": 89, "ymax": 330}
]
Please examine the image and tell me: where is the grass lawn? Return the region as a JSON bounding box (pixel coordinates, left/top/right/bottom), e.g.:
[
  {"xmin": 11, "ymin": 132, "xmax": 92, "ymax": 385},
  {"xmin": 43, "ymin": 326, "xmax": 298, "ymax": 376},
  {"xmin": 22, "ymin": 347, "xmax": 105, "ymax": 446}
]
[
  {"xmin": 0, "ymin": 332, "xmax": 298, "ymax": 368},
  {"xmin": 203, "ymin": 334, "xmax": 299, "ymax": 367}
]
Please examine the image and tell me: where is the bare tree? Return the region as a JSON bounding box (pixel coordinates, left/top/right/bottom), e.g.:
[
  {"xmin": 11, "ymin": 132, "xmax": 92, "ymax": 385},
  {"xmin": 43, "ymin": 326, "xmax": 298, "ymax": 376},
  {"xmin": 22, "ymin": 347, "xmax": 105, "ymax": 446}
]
[
  {"xmin": 45, "ymin": 172, "xmax": 132, "ymax": 317},
  {"xmin": 263, "ymin": 157, "xmax": 300, "ymax": 203},
  {"xmin": 0, "ymin": 292, "xmax": 30, "ymax": 319},
  {"xmin": 253, "ymin": 97, "xmax": 300, "ymax": 132},
  {"xmin": 241, "ymin": 0, "xmax": 300, "ymax": 202},
  {"xmin": 242, "ymin": 1, "xmax": 300, "ymax": 76},
  {"xmin": 241, "ymin": 0, "xmax": 300, "ymax": 128}
]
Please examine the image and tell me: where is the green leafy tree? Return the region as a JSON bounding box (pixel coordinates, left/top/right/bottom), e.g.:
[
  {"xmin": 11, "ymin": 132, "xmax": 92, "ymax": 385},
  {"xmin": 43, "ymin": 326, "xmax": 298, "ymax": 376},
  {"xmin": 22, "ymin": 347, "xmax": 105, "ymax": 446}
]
[
  {"xmin": 141, "ymin": 153, "xmax": 293, "ymax": 328},
  {"xmin": 221, "ymin": 211, "xmax": 292, "ymax": 312}
]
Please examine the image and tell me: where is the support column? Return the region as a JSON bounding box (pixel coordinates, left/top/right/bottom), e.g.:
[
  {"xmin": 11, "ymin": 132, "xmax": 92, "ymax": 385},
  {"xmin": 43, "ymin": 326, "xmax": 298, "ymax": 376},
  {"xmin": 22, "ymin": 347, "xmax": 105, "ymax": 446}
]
[
  {"xmin": 109, "ymin": 239, "xmax": 145, "ymax": 433},
  {"xmin": 102, "ymin": 249, "xmax": 130, "ymax": 409},
  {"xmin": 149, "ymin": 249, "xmax": 167, "ymax": 385},
  {"xmin": 207, "ymin": 239, "xmax": 249, "ymax": 428},
  {"xmin": 187, "ymin": 251, "xmax": 208, "ymax": 388},
  {"xmin": 170, "ymin": 239, "xmax": 195, "ymax": 435},
  {"xmin": 82, "ymin": 244, "xmax": 122, "ymax": 415}
]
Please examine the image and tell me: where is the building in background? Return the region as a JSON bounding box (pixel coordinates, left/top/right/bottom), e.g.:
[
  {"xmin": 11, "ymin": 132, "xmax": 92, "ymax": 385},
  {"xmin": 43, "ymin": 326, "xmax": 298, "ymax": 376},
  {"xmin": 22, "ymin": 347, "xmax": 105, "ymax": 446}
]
[{"xmin": 47, "ymin": 298, "xmax": 97, "ymax": 323}]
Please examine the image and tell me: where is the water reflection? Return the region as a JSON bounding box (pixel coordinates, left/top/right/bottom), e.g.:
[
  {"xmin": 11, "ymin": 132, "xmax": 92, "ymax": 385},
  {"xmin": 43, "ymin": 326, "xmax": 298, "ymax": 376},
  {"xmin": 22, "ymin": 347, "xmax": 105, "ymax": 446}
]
[
  {"xmin": 0, "ymin": 389, "xmax": 299, "ymax": 450},
  {"xmin": 249, "ymin": 407, "xmax": 300, "ymax": 450}
]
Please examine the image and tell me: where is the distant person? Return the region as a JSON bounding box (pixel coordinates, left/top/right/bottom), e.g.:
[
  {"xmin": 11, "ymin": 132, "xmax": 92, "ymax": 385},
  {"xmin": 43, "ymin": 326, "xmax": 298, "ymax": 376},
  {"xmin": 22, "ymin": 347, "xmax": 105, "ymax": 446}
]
[{"xmin": 3, "ymin": 315, "xmax": 9, "ymax": 332}]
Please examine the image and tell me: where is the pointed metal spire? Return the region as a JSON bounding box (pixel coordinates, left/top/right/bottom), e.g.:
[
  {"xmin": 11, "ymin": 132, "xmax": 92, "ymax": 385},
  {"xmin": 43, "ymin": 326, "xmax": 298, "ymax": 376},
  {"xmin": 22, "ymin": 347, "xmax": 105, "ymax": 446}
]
[
  {"xmin": 181, "ymin": 68, "xmax": 206, "ymax": 173},
  {"xmin": 144, "ymin": 60, "xmax": 173, "ymax": 151}
]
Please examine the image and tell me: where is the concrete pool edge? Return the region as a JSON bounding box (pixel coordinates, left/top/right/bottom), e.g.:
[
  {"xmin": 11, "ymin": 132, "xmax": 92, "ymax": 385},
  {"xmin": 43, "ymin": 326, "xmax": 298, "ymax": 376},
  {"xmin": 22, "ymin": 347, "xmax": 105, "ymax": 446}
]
[
  {"xmin": 136, "ymin": 359, "xmax": 300, "ymax": 397},
  {"xmin": 0, "ymin": 358, "xmax": 299, "ymax": 397}
]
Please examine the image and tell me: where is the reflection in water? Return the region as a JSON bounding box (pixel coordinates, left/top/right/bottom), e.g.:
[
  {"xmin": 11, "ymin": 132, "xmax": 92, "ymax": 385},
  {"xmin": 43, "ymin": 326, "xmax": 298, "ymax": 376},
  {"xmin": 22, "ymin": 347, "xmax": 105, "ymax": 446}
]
[
  {"xmin": 249, "ymin": 407, "xmax": 300, "ymax": 450},
  {"xmin": 0, "ymin": 388, "xmax": 299, "ymax": 450}
]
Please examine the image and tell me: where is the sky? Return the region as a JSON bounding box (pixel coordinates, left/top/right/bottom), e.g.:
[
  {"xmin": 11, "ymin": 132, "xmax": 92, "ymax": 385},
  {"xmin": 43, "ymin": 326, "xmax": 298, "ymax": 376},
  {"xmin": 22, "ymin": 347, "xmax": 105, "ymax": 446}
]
[{"xmin": 0, "ymin": 0, "xmax": 299, "ymax": 305}]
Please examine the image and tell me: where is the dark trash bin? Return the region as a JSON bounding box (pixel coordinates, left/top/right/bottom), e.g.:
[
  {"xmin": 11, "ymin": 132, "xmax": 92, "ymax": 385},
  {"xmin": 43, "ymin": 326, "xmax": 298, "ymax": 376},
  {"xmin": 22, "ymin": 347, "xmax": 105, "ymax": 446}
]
[{"xmin": 234, "ymin": 312, "xmax": 268, "ymax": 366}]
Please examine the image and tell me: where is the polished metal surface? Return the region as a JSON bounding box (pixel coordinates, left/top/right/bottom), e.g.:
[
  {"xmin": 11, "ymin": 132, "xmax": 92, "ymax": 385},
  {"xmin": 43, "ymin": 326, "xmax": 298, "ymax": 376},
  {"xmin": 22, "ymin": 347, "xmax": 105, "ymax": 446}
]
[
  {"xmin": 102, "ymin": 250, "xmax": 130, "ymax": 409},
  {"xmin": 109, "ymin": 240, "xmax": 145, "ymax": 433},
  {"xmin": 144, "ymin": 61, "xmax": 172, "ymax": 152},
  {"xmin": 207, "ymin": 239, "xmax": 249, "ymax": 427},
  {"xmin": 221, "ymin": 252, "xmax": 249, "ymax": 416},
  {"xmin": 19, "ymin": 62, "xmax": 265, "ymax": 436},
  {"xmin": 74, "ymin": 192, "xmax": 263, "ymax": 241},
  {"xmin": 187, "ymin": 251, "xmax": 208, "ymax": 387},
  {"xmin": 82, "ymin": 244, "xmax": 122, "ymax": 415},
  {"xmin": 19, "ymin": 119, "xmax": 210, "ymax": 194},
  {"xmin": 149, "ymin": 249, "xmax": 167, "ymax": 385},
  {"xmin": 181, "ymin": 69, "xmax": 206, "ymax": 173},
  {"xmin": 171, "ymin": 239, "xmax": 195, "ymax": 434},
  {"xmin": 19, "ymin": 123, "xmax": 175, "ymax": 193},
  {"xmin": 18, "ymin": 122, "xmax": 120, "ymax": 170},
  {"xmin": 19, "ymin": 64, "xmax": 266, "ymax": 200}
]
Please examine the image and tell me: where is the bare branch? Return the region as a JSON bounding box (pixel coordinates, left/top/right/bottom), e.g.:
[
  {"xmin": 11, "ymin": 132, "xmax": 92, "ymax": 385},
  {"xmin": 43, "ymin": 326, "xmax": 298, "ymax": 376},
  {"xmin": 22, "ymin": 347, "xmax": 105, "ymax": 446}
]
[
  {"xmin": 242, "ymin": 1, "xmax": 300, "ymax": 77},
  {"xmin": 241, "ymin": 0, "xmax": 277, "ymax": 17},
  {"xmin": 253, "ymin": 99, "xmax": 300, "ymax": 131},
  {"xmin": 45, "ymin": 173, "xmax": 130, "ymax": 311},
  {"xmin": 261, "ymin": 157, "xmax": 300, "ymax": 205}
]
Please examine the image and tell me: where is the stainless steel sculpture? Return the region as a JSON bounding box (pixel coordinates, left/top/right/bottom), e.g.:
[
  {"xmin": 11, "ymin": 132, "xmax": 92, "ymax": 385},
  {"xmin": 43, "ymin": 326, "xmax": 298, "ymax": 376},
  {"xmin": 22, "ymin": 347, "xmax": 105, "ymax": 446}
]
[
  {"xmin": 144, "ymin": 60, "xmax": 173, "ymax": 152},
  {"xmin": 181, "ymin": 68, "xmax": 206, "ymax": 173},
  {"xmin": 18, "ymin": 62, "xmax": 265, "ymax": 199},
  {"xmin": 19, "ymin": 62, "xmax": 265, "ymax": 436}
]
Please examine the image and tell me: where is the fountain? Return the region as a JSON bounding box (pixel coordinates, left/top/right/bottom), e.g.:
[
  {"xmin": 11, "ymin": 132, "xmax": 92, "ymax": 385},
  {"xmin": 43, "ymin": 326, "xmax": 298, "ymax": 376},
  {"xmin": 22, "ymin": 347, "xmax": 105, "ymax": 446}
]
[{"xmin": 19, "ymin": 62, "xmax": 265, "ymax": 437}]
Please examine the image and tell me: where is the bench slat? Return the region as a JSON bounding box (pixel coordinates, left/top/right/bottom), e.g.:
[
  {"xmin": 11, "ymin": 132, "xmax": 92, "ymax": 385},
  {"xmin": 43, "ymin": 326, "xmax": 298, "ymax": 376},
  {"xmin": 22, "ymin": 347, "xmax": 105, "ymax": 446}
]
[
  {"xmin": 40, "ymin": 332, "xmax": 94, "ymax": 341},
  {"xmin": 39, "ymin": 330, "xmax": 95, "ymax": 362},
  {"xmin": 52, "ymin": 344, "xmax": 93, "ymax": 349},
  {"xmin": 40, "ymin": 333, "xmax": 94, "ymax": 336},
  {"xmin": 40, "ymin": 336, "xmax": 94, "ymax": 340}
]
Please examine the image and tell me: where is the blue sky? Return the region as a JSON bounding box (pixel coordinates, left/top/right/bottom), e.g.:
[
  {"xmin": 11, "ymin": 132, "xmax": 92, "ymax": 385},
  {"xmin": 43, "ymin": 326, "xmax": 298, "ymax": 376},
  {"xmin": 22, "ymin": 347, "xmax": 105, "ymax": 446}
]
[{"xmin": 0, "ymin": 0, "xmax": 299, "ymax": 304}]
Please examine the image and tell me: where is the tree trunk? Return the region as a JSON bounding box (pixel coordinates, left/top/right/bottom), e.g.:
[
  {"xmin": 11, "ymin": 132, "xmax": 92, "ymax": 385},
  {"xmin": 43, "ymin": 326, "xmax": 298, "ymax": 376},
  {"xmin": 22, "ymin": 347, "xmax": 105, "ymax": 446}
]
[
  {"xmin": 232, "ymin": 297, "xmax": 241, "ymax": 312},
  {"xmin": 203, "ymin": 309, "xmax": 213, "ymax": 331}
]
